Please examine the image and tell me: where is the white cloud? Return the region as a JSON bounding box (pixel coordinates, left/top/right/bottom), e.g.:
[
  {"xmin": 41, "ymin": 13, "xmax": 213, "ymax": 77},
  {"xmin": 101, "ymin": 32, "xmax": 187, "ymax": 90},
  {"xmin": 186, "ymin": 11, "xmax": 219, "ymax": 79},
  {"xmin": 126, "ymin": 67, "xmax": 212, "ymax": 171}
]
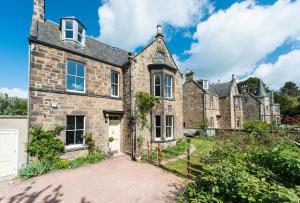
[
  {"xmin": 182, "ymin": 0, "xmax": 300, "ymax": 82},
  {"xmin": 0, "ymin": 88, "xmax": 28, "ymax": 98},
  {"xmin": 98, "ymin": 0, "xmax": 211, "ymax": 51},
  {"xmin": 252, "ymin": 49, "xmax": 300, "ymax": 90}
]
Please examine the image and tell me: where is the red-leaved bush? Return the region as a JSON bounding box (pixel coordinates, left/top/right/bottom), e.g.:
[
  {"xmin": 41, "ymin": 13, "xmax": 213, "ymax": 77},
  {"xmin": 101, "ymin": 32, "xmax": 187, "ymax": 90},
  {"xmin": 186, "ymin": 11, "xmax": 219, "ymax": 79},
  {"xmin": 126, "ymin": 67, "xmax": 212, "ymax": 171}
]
[{"xmin": 281, "ymin": 116, "xmax": 300, "ymax": 125}]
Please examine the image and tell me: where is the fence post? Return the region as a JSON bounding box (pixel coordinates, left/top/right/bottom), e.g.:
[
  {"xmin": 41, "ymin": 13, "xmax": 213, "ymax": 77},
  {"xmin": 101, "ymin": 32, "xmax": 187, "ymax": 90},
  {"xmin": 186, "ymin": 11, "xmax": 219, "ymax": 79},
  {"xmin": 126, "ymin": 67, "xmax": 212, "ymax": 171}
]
[
  {"xmin": 147, "ymin": 141, "xmax": 150, "ymax": 161},
  {"xmin": 157, "ymin": 144, "xmax": 161, "ymax": 166},
  {"xmin": 187, "ymin": 138, "xmax": 191, "ymax": 179}
]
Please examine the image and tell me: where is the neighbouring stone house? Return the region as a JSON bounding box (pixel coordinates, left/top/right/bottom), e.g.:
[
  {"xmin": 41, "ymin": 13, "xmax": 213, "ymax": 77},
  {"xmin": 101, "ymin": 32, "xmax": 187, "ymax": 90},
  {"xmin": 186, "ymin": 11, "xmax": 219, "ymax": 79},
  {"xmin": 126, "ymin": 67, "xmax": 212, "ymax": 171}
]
[
  {"xmin": 183, "ymin": 71, "xmax": 243, "ymax": 130},
  {"xmin": 29, "ymin": 0, "xmax": 183, "ymax": 158},
  {"xmin": 241, "ymin": 80, "xmax": 280, "ymax": 125}
]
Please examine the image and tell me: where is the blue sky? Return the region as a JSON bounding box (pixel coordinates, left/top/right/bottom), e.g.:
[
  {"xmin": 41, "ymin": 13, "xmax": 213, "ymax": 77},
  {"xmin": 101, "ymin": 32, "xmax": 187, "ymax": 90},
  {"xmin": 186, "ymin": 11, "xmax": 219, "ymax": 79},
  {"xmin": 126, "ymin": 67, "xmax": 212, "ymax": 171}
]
[{"xmin": 0, "ymin": 0, "xmax": 299, "ymax": 98}]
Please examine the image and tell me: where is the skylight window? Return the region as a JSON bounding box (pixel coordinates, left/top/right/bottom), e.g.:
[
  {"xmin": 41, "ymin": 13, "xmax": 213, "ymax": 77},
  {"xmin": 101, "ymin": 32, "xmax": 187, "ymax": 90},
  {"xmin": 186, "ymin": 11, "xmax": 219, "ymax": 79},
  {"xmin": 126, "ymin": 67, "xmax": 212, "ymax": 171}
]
[{"xmin": 61, "ymin": 18, "xmax": 86, "ymax": 46}]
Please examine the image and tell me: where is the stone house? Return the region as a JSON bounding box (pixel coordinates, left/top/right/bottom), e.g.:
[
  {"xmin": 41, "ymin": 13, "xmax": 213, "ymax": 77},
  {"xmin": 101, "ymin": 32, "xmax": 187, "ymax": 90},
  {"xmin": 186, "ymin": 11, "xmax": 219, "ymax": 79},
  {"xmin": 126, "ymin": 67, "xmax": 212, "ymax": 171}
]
[
  {"xmin": 241, "ymin": 80, "xmax": 280, "ymax": 125},
  {"xmin": 183, "ymin": 71, "xmax": 243, "ymax": 130},
  {"xmin": 29, "ymin": 0, "xmax": 183, "ymax": 157}
]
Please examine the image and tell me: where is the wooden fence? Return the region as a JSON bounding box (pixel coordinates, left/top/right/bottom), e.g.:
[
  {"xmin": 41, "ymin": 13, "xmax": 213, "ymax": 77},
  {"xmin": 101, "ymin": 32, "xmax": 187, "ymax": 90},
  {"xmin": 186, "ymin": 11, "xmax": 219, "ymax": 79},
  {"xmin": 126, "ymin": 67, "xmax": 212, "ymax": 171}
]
[{"xmin": 141, "ymin": 139, "xmax": 204, "ymax": 179}]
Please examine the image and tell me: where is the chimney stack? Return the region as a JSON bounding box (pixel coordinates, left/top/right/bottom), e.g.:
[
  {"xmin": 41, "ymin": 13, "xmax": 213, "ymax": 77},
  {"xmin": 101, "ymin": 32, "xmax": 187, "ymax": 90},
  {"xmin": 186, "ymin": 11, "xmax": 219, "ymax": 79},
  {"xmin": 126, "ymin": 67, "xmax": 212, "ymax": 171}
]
[
  {"xmin": 185, "ymin": 70, "xmax": 194, "ymax": 82},
  {"xmin": 155, "ymin": 24, "xmax": 164, "ymax": 38},
  {"xmin": 33, "ymin": 0, "xmax": 45, "ymax": 22},
  {"xmin": 232, "ymin": 74, "xmax": 235, "ymax": 81}
]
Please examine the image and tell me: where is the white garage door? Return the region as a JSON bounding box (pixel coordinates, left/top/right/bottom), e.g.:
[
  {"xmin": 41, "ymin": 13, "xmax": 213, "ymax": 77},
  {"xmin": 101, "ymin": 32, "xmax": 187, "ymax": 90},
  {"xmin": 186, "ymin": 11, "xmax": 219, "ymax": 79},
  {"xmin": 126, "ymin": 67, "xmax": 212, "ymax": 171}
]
[{"xmin": 0, "ymin": 129, "xmax": 18, "ymax": 180}]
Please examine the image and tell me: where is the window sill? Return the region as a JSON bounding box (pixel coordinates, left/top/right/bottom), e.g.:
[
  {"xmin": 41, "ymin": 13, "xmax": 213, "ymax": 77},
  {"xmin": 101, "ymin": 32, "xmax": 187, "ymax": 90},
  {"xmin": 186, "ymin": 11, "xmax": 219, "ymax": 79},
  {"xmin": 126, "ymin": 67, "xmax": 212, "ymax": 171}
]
[
  {"xmin": 152, "ymin": 139, "xmax": 176, "ymax": 143},
  {"xmin": 66, "ymin": 90, "xmax": 86, "ymax": 95},
  {"xmin": 65, "ymin": 145, "xmax": 87, "ymax": 152},
  {"xmin": 164, "ymin": 97, "xmax": 175, "ymax": 101}
]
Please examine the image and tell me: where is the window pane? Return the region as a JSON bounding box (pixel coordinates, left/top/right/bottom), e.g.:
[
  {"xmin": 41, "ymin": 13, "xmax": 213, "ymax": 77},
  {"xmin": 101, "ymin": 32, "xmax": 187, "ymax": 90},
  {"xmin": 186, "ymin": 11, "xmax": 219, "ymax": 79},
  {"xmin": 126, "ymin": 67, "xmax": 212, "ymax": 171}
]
[
  {"xmin": 66, "ymin": 31, "xmax": 73, "ymax": 39},
  {"xmin": 76, "ymin": 116, "xmax": 84, "ymax": 129},
  {"xmin": 76, "ymin": 130, "xmax": 84, "ymax": 144},
  {"xmin": 114, "ymin": 73, "xmax": 119, "ymax": 84},
  {"xmin": 166, "ymin": 127, "xmax": 171, "ymax": 138},
  {"xmin": 155, "ymin": 75, "xmax": 161, "ymax": 85},
  {"xmin": 77, "ymin": 63, "xmax": 85, "ymax": 77},
  {"xmin": 165, "ymin": 87, "xmax": 170, "ymax": 98},
  {"xmin": 65, "ymin": 21, "xmax": 73, "ymax": 29},
  {"xmin": 156, "ymin": 127, "xmax": 161, "ymax": 138},
  {"xmin": 155, "ymin": 86, "xmax": 161, "ymax": 97},
  {"xmin": 155, "ymin": 116, "xmax": 161, "ymax": 127},
  {"xmin": 76, "ymin": 77, "xmax": 84, "ymax": 92},
  {"xmin": 67, "ymin": 75, "xmax": 76, "ymax": 90},
  {"xmin": 67, "ymin": 116, "xmax": 75, "ymax": 130},
  {"xmin": 78, "ymin": 34, "xmax": 82, "ymax": 43},
  {"xmin": 66, "ymin": 131, "xmax": 75, "ymax": 145},
  {"xmin": 78, "ymin": 25, "xmax": 83, "ymax": 34},
  {"xmin": 67, "ymin": 60, "xmax": 76, "ymax": 75}
]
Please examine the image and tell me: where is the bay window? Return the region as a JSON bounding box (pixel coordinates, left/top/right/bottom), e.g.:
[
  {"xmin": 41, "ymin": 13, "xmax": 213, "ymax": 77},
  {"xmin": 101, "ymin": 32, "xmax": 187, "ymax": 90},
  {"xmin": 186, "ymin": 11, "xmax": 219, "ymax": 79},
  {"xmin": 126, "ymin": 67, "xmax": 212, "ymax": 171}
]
[
  {"xmin": 166, "ymin": 115, "xmax": 174, "ymax": 139},
  {"xmin": 165, "ymin": 75, "xmax": 172, "ymax": 99},
  {"xmin": 61, "ymin": 18, "xmax": 86, "ymax": 46},
  {"xmin": 155, "ymin": 115, "xmax": 161, "ymax": 141}
]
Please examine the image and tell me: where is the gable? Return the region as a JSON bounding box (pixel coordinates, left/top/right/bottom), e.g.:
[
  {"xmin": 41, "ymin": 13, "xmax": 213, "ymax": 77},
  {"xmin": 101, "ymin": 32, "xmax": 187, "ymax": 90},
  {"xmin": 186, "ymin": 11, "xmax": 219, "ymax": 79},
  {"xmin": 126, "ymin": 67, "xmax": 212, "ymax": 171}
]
[{"xmin": 133, "ymin": 37, "xmax": 181, "ymax": 74}]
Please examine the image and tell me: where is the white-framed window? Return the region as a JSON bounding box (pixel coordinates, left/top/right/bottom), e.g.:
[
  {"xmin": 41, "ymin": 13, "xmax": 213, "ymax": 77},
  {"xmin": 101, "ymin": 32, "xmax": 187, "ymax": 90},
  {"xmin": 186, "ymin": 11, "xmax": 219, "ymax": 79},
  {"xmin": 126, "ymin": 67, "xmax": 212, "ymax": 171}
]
[
  {"xmin": 235, "ymin": 97, "xmax": 242, "ymax": 111},
  {"xmin": 210, "ymin": 96, "xmax": 214, "ymax": 109},
  {"xmin": 62, "ymin": 19, "xmax": 86, "ymax": 46},
  {"xmin": 166, "ymin": 115, "xmax": 174, "ymax": 140},
  {"xmin": 111, "ymin": 71, "xmax": 119, "ymax": 97},
  {"xmin": 236, "ymin": 117, "xmax": 241, "ymax": 129},
  {"xmin": 155, "ymin": 115, "xmax": 161, "ymax": 141},
  {"xmin": 209, "ymin": 117, "xmax": 214, "ymax": 128},
  {"xmin": 154, "ymin": 74, "xmax": 161, "ymax": 97},
  {"xmin": 66, "ymin": 59, "xmax": 85, "ymax": 93},
  {"xmin": 203, "ymin": 80, "xmax": 209, "ymax": 90},
  {"xmin": 66, "ymin": 115, "xmax": 85, "ymax": 146},
  {"xmin": 165, "ymin": 75, "xmax": 173, "ymax": 99}
]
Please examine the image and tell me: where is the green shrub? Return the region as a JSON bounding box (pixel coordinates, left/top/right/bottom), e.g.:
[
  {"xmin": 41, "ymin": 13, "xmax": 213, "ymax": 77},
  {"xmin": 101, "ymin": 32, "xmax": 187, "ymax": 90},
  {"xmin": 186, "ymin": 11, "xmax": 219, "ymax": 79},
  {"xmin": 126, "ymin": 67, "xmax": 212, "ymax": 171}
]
[
  {"xmin": 137, "ymin": 135, "xmax": 145, "ymax": 150},
  {"xmin": 180, "ymin": 132, "xmax": 300, "ymax": 202},
  {"xmin": 69, "ymin": 152, "xmax": 107, "ymax": 168},
  {"xmin": 19, "ymin": 161, "xmax": 50, "ymax": 180},
  {"xmin": 161, "ymin": 138, "xmax": 189, "ymax": 158},
  {"xmin": 85, "ymin": 132, "xmax": 96, "ymax": 155},
  {"xmin": 52, "ymin": 159, "xmax": 69, "ymax": 170},
  {"xmin": 26, "ymin": 126, "xmax": 65, "ymax": 162},
  {"xmin": 243, "ymin": 119, "xmax": 269, "ymax": 137}
]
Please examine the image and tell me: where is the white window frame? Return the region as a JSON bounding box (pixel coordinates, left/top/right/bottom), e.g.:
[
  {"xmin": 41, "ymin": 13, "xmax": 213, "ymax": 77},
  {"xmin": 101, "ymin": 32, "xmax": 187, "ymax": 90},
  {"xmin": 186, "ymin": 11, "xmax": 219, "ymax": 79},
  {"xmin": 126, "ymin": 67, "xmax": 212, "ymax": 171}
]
[
  {"xmin": 62, "ymin": 19, "xmax": 86, "ymax": 46},
  {"xmin": 111, "ymin": 71, "xmax": 120, "ymax": 97},
  {"xmin": 164, "ymin": 75, "xmax": 173, "ymax": 99},
  {"xmin": 65, "ymin": 115, "xmax": 85, "ymax": 149},
  {"xmin": 203, "ymin": 80, "xmax": 209, "ymax": 90},
  {"xmin": 66, "ymin": 59, "xmax": 86, "ymax": 93},
  {"xmin": 166, "ymin": 115, "xmax": 174, "ymax": 140},
  {"xmin": 154, "ymin": 73, "xmax": 162, "ymax": 97},
  {"xmin": 155, "ymin": 115, "xmax": 162, "ymax": 141}
]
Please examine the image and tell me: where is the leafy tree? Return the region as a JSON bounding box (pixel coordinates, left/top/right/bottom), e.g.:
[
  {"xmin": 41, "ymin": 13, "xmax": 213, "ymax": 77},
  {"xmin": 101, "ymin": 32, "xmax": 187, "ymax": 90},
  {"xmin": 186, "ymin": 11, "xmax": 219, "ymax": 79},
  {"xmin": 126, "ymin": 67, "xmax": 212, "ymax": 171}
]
[
  {"xmin": 280, "ymin": 81, "xmax": 300, "ymax": 97},
  {"xmin": 237, "ymin": 77, "xmax": 270, "ymax": 94},
  {"xmin": 0, "ymin": 93, "xmax": 27, "ymax": 115}
]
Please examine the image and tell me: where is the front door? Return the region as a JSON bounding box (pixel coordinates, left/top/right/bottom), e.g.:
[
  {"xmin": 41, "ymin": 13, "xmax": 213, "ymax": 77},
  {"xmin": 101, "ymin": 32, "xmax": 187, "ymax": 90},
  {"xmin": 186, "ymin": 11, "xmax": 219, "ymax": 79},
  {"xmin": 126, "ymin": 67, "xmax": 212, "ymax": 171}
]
[{"xmin": 109, "ymin": 116, "xmax": 121, "ymax": 154}]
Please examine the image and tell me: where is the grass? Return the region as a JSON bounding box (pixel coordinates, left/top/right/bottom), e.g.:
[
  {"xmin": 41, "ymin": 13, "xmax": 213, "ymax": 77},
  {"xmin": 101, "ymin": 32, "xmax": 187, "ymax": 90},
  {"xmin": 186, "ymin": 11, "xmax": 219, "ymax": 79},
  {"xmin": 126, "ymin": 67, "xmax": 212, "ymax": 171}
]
[{"xmin": 165, "ymin": 137, "xmax": 215, "ymax": 176}]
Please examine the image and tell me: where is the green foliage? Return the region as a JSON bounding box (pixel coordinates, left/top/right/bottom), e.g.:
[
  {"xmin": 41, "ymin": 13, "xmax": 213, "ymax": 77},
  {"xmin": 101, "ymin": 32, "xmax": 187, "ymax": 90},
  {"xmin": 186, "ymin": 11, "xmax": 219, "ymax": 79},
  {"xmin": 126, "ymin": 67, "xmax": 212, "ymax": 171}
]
[
  {"xmin": 137, "ymin": 135, "xmax": 145, "ymax": 150},
  {"xmin": 280, "ymin": 81, "xmax": 300, "ymax": 97},
  {"xmin": 135, "ymin": 91, "xmax": 156, "ymax": 129},
  {"xmin": 237, "ymin": 77, "xmax": 270, "ymax": 94},
  {"xmin": 161, "ymin": 138, "xmax": 189, "ymax": 158},
  {"xmin": 52, "ymin": 159, "xmax": 69, "ymax": 170},
  {"xmin": 26, "ymin": 126, "xmax": 65, "ymax": 162},
  {"xmin": 108, "ymin": 136, "xmax": 114, "ymax": 142},
  {"xmin": 85, "ymin": 132, "xmax": 96, "ymax": 155},
  {"xmin": 19, "ymin": 161, "xmax": 51, "ymax": 180},
  {"xmin": 0, "ymin": 93, "xmax": 27, "ymax": 115},
  {"xmin": 196, "ymin": 118, "xmax": 208, "ymax": 130},
  {"xmin": 243, "ymin": 119, "xmax": 269, "ymax": 137},
  {"xmin": 69, "ymin": 152, "xmax": 107, "ymax": 168},
  {"xmin": 180, "ymin": 132, "xmax": 300, "ymax": 202}
]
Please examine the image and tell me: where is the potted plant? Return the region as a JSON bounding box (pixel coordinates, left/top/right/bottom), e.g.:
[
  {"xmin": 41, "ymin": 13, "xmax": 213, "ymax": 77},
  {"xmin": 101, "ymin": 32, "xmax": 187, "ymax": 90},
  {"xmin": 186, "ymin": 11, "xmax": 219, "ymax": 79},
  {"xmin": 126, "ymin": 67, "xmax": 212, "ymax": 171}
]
[{"xmin": 108, "ymin": 136, "xmax": 114, "ymax": 156}]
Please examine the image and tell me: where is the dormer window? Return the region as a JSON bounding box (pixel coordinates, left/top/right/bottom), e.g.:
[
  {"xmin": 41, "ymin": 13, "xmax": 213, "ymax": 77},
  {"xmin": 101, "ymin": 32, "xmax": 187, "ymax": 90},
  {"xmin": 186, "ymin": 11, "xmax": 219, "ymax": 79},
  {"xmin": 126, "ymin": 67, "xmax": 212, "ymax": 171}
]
[
  {"xmin": 203, "ymin": 80, "xmax": 209, "ymax": 90},
  {"xmin": 61, "ymin": 18, "xmax": 86, "ymax": 46}
]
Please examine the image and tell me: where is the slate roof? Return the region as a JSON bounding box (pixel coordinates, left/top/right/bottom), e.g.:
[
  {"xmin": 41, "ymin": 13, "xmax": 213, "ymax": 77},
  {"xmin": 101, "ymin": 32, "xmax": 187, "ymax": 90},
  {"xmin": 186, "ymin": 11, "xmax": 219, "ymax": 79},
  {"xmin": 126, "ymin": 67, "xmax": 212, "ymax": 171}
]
[
  {"xmin": 256, "ymin": 79, "xmax": 267, "ymax": 97},
  {"xmin": 30, "ymin": 20, "xmax": 129, "ymax": 67},
  {"xmin": 196, "ymin": 80, "xmax": 233, "ymax": 97}
]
